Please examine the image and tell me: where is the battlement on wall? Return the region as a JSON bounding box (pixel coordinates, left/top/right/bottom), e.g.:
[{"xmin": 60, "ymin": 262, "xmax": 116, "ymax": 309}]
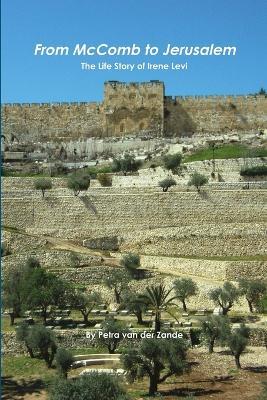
[
  {"xmin": 164, "ymin": 94, "xmax": 267, "ymax": 102},
  {"xmin": 3, "ymin": 101, "xmax": 101, "ymax": 107}
]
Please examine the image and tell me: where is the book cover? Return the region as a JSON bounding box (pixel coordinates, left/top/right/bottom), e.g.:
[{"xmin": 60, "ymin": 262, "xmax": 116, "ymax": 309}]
[{"xmin": 1, "ymin": 1, "xmax": 267, "ymax": 399}]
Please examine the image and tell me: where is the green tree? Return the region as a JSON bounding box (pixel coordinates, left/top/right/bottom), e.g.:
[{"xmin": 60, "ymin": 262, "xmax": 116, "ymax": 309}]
[
  {"xmin": 28, "ymin": 325, "xmax": 57, "ymax": 368},
  {"xmin": 188, "ymin": 171, "xmax": 208, "ymax": 192},
  {"xmin": 71, "ymin": 291, "xmax": 101, "ymax": 324},
  {"xmin": 121, "ymin": 337, "xmax": 188, "ymax": 396},
  {"xmin": 34, "ymin": 178, "xmax": 52, "ymax": 197},
  {"xmin": 209, "ymin": 282, "xmax": 240, "ymax": 315},
  {"xmin": 103, "ymin": 269, "xmax": 130, "ymax": 304},
  {"xmin": 201, "ymin": 316, "xmax": 230, "ymax": 353},
  {"xmin": 227, "ymin": 323, "xmax": 250, "ymax": 369},
  {"xmin": 23, "ymin": 267, "xmax": 70, "ymax": 324},
  {"xmin": 238, "ymin": 279, "xmax": 267, "ymax": 313},
  {"xmin": 158, "ymin": 177, "xmax": 177, "ymax": 192},
  {"xmin": 121, "ymin": 253, "xmax": 140, "ymax": 278},
  {"xmin": 112, "ymin": 154, "xmax": 142, "ymax": 175},
  {"xmin": 96, "ymin": 319, "xmax": 129, "ymax": 354},
  {"xmin": 67, "ymin": 174, "xmax": 90, "ymax": 196},
  {"xmin": 49, "ymin": 373, "xmax": 128, "ymax": 400},
  {"xmin": 55, "ymin": 348, "xmax": 74, "ymax": 378},
  {"xmin": 163, "ymin": 153, "xmax": 182, "ymax": 173},
  {"xmin": 173, "ymin": 278, "xmax": 198, "ymax": 312},
  {"xmin": 138, "ymin": 284, "xmax": 176, "ymax": 333},
  {"xmin": 16, "ymin": 321, "xmax": 34, "ymax": 358},
  {"xmin": 3, "ymin": 267, "xmax": 25, "ymax": 325},
  {"xmin": 121, "ymin": 291, "xmax": 147, "ymax": 325}
]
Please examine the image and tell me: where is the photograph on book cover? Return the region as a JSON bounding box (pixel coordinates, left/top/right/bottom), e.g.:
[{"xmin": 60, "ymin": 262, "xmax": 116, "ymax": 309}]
[{"xmin": 1, "ymin": 0, "xmax": 267, "ymax": 399}]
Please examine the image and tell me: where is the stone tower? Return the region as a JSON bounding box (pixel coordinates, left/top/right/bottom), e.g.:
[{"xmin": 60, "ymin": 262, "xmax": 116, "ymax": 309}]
[{"xmin": 103, "ymin": 80, "xmax": 165, "ymax": 136}]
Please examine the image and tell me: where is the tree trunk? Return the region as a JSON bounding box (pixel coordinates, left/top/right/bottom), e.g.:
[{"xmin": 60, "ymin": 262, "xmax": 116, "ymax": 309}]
[
  {"xmin": 42, "ymin": 308, "xmax": 48, "ymax": 324},
  {"xmin": 136, "ymin": 310, "xmax": 143, "ymax": 325},
  {"xmin": 182, "ymin": 299, "xmax": 187, "ymax": 312},
  {"xmin": 9, "ymin": 312, "xmax": 15, "ymax": 326},
  {"xmin": 209, "ymin": 337, "xmax": 215, "ymax": 353},
  {"xmin": 114, "ymin": 289, "xmax": 121, "ymax": 304},
  {"xmin": 149, "ymin": 375, "xmax": 158, "ymax": 396},
  {"xmin": 82, "ymin": 311, "xmax": 89, "ymax": 325},
  {"xmin": 26, "ymin": 344, "xmax": 34, "ymax": 358},
  {"xmin": 235, "ymin": 354, "xmax": 241, "ymax": 369},
  {"xmin": 247, "ymin": 300, "xmax": 253, "ymax": 313},
  {"xmin": 42, "ymin": 189, "xmax": 45, "ymax": 198},
  {"xmin": 154, "ymin": 313, "xmax": 161, "ymax": 333}
]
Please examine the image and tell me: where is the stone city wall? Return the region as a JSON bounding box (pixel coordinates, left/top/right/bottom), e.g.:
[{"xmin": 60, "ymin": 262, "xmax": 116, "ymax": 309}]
[{"xmin": 2, "ymin": 90, "xmax": 267, "ymax": 143}]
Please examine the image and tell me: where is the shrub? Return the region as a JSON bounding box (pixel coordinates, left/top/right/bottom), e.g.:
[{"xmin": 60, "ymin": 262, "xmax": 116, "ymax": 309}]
[
  {"xmin": 49, "ymin": 373, "xmax": 128, "ymax": 400},
  {"xmin": 240, "ymin": 165, "xmax": 267, "ymax": 177},
  {"xmin": 159, "ymin": 177, "xmax": 177, "ymax": 192},
  {"xmin": 34, "ymin": 178, "xmax": 52, "ymax": 197},
  {"xmin": 97, "ymin": 173, "xmax": 112, "ymax": 186},
  {"xmin": 112, "ymin": 154, "xmax": 142, "ymax": 175},
  {"xmin": 55, "ymin": 348, "xmax": 74, "ymax": 378}
]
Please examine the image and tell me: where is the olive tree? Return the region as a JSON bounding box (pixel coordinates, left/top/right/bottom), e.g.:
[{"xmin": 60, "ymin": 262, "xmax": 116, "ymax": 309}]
[
  {"xmin": 158, "ymin": 177, "xmax": 177, "ymax": 192},
  {"xmin": 34, "ymin": 178, "xmax": 52, "ymax": 197},
  {"xmin": 28, "ymin": 325, "xmax": 57, "ymax": 368},
  {"xmin": 201, "ymin": 315, "xmax": 230, "ymax": 353},
  {"xmin": 163, "ymin": 153, "xmax": 182, "ymax": 173},
  {"xmin": 55, "ymin": 348, "xmax": 74, "ymax": 378},
  {"xmin": 209, "ymin": 282, "xmax": 240, "ymax": 315},
  {"xmin": 96, "ymin": 319, "xmax": 129, "ymax": 354},
  {"xmin": 103, "ymin": 269, "xmax": 130, "ymax": 304},
  {"xmin": 173, "ymin": 278, "xmax": 198, "ymax": 312},
  {"xmin": 67, "ymin": 174, "xmax": 90, "ymax": 196},
  {"xmin": 71, "ymin": 291, "xmax": 101, "ymax": 324},
  {"xmin": 121, "ymin": 291, "xmax": 147, "ymax": 325},
  {"xmin": 238, "ymin": 279, "xmax": 267, "ymax": 313},
  {"xmin": 121, "ymin": 253, "xmax": 140, "ymax": 278},
  {"xmin": 228, "ymin": 323, "xmax": 250, "ymax": 369},
  {"xmin": 188, "ymin": 171, "xmax": 208, "ymax": 192},
  {"xmin": 121, "ymin": 337, "xmax": 188, "ymax": 396}
]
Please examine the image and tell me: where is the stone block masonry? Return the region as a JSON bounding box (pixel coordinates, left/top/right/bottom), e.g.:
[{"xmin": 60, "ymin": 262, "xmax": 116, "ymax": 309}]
[{"xmin": 2, "ymin": 81, "xmax": 267, "ymax": 144}]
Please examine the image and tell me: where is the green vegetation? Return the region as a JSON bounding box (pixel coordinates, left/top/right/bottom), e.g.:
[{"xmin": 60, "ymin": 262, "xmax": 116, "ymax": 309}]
[
  {"xmin": 70, "ymin": 291, "xmax": 102, "ymax": 325},
  {"xmin": 228, "ymin": 323, "xmax": 250, "ymax": 369},
  {"xmin": 97, "ymin": 172, "xmax": 113, "ymax": 186},
  {"xmin": 34, "ymin": 177, "xmax": 52, "ymax": 197},
  {"xmin": 103, "ymin": 269, "xmax": 130, "ymax": 303},
  {"xmin": 49, "ymin": 373, "xmax": 129, "ymax": 400},
  {"xmin": 158, "ymin": 177, "xmax": 177, "ymax": 192},
  {"xmin": 67, "ymin": 173, "xmax": 90, "ymax": 196},
  {"xmin": 96, "ymin": 319, "xmax": 129, "ymax": 354},
  {"xmin": 138, "ymin": 284, "xmax": 176, "ymax": 333},
  {"xmin": 238, "ymin": 279, "xmax": 267, "ymax": 313},
  {"xmin": 173, "ymin": 278, "xmax": 198, "ymax": 312},
  {"xmin": 183, "ymin": 144, "xmax": 267, "ymax": 163},
  {"xmin": 121, "ymin": 253, "xmax": 141, "ymax": 278},
  {"xmin": 121, "ymin": 291, "xmax": 148, "ymax": 325},
  {"xmin": 240, "ymin": 164, "xmax": 267, "ymax": 177},
  {"xmin": 112, "ymin": 154, "xmax": 142, "ymax": 175},
  {"xmin": 55, "ymin": 348, "xmax": 74, "ymax": 378},
  {"xmin": 122, "ymin": 337, "xmax": 188, "ymax": 396},
  {"xmin": 209, "ymin": 282, "xmax": 240, "ymax": 315},
  {"xmin": 188, "ymin": 171, "xmax": 208, "ymax": 191},
  {"xmin": 201, "ymin": 316, "xmax": 230, "ymax": 353},
  {"xmin": 163, "ymin": 153, "xmax": 182, "ymax": 173}
]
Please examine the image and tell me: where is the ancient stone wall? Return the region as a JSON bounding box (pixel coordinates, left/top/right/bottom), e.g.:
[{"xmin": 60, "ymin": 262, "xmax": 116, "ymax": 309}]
[
  {"xmin": 164, "ymin": 95, "xmax": 267, "ymax": 136},
  {"xmin": 2, "ymin": 81, "xmax": 267, "ymax": 144}
]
